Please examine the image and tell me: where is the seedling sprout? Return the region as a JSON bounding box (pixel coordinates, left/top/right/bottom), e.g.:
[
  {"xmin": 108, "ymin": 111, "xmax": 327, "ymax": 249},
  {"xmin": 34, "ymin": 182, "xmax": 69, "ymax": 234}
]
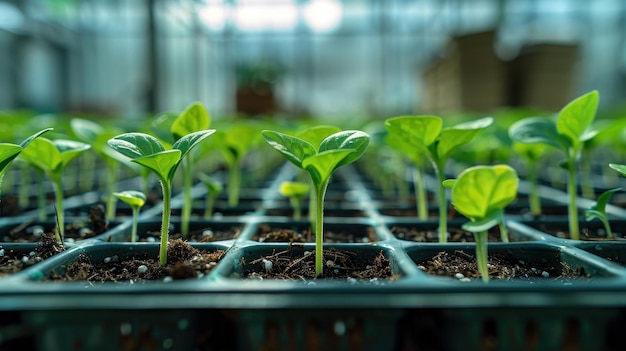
[
  {"xmin": 279, "ymin": 181, "xmax": 310, "ymax": 221},
  {"xmin": 113, "ymin": 190, "xmax": 147, "ymax": 243}
]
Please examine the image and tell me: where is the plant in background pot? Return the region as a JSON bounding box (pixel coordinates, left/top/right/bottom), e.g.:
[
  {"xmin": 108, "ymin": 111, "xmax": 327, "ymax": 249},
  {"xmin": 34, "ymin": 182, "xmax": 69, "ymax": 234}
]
[
  {"xmin": 584, "ymin": 187, "xmax": 621, "ymax": 239},
  {"xmin": 197, "ymin": 173, "xmax": 223, "ymax": 219},
  {"xmin": 113, "ymin": 190, "xmax": 146, "ymax": 242},
  {"xmin": 107, "ymin": 129, "xmax": 215, "ymax": 265},
  {"xmin": 19, "ymin": 137, "xmax": 91, "ymax": 243},
  {"xmin": 510, "ymin": 90, "xmax": 599, "ymax": 240},
  {"xmin": 279, "ymin": 181, "xmax": 309, "ymax": 221},
  {"xmin": 443, "ymin": 164, "xmax": 519, "ymax": 282},
  {"xmin": 262, "ymin": 129, "xmax": 370, "ymax": 277},
  {"xmin": 384, "ymin": 115, "xmax": 493, "ymax": 242},
  {"xmin": 511, "ymin": 141, "xmax": 551, "ymax": 217}
]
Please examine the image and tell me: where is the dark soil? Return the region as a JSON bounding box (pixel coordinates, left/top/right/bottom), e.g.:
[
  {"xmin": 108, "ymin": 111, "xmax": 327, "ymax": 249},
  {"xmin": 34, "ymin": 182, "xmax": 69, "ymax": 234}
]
[
  {"xmin": 390, "ymin": 226, "xmax": 514, "ymax": 242},
  {"xmin": 48, "ymin": 240, "xmax": 225, "ymax": 283},
  {"xmin": 531, "ymin": 224, "xmax": 626, "ymax": 241},
  {"xmin": 253, "ymin": 224, "xmax": 377, "ymax": 243},
  {"xmin": 0, "ymin": 233, "xmax": 65, "ymax": 276},
  {"xmin": 242, "ymin": 247, "xmax": 395, "ymax": 281},
  {"xmin": 417, "ymin": 250, "xmax": 587, "ymax": 281},
  {"xmin": 140, "ymin": 226, "xmax": 242, "ymax": 243}
]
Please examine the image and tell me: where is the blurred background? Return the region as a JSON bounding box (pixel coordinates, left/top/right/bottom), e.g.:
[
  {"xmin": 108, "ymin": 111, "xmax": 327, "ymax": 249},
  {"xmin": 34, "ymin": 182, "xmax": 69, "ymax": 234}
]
[{"xmin": 0, "ymin": 0, "xmax": 625, "ymax": 119}]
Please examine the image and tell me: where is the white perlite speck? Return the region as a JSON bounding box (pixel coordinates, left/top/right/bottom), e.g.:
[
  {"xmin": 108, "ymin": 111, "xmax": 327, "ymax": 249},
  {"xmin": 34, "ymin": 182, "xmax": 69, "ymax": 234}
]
[
  {"xmin": 455, "ymin": 273, "xmax": 464, "ymax": 279},
  {"xmin": 137, "ymin": 265, "xmax": 148, "ymax": 274}
]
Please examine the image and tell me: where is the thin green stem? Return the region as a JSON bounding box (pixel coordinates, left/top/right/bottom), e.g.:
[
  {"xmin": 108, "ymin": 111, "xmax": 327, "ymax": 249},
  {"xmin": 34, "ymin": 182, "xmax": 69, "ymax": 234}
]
[
  {"xmin": 204, "ymin": 193, "xmax": 215, "ymax": 219},
  {"xmin": 499, "ymin": 217, "xmax": 509, "ymax": 243},
  {"xmin": 314, "ymin": 179, "xmax": 330, "ymax": 278},
  {"xmin": 228, "ymin": 159, "xmax": 241, "ymax": 207},
  {"xmin": 474, "ymin": 231, "xmax": 490, "ymax": 283},
  {"xmin": 413, "ymin": 165, "xmax": 428, "ymax": 220},
  {"xmin": 51, "ymin": 178, "xmax": 64, "ymax": 243},
  {"xmin": 602, "ymin": 217, "xmax": 614, "ymax": 239},
  {"xmin": 181, "ymin": 158, "xmax": 193, "ymax": 237},
  {"xmin": 435, "ymin": 161, "xmax": 448, "ymax": 243},
  {"xmin": 37, "ymin": 169, "xmax": 46, "ymax": 221},
  {"xmin": 159, "ymin": 180, "xmax": 172, "ymax": 266},
  {"xmin": 567, "ymin": 152, "xmax": 580, "ymax": 240},
  {"xmin": 105, "ymin": 161, "xmax": 118, "ymax": 220},
  {"xmin": 528, "ymin": 161, "xmax": 542, "ymax": 217},
  {"xmin": 291, "ymin": 196, "xmax": 302, "ymax": 221},
  {"xmin": 131, "ymin": 207, "xmax": 139, "ymax": 243}
]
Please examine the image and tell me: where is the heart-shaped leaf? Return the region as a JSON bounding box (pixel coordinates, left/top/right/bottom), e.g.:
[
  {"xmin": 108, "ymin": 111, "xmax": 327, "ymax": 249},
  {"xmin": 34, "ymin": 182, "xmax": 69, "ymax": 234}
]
[
  {"xmin": 461, "ymin": 209, "xmax": 502, "ymax": 233},
  {"xmin": 53, "ymin": 139, "xmax": 92, "ymax": 170},
  {"xmin": 385, "ymin": 115, "xmax": 442, "ymax": 152},
  {"xmin": 450, "ymin": 164, "xmax": 518, "ymax": 221},
  {"xmin": 302, "ymin": 149, "xmax": 355, "ymax": 185},
  {"xmin": 319, "ymin": 130, "xmax": 370, "ymax": 167},
  {"xmin": 133, "ymin": 149, "xmax": 182, "ymax": 183},
  {"xmin": 509, "ymin": 116, "xmax": 570, "ymax": 150},
  {"xmin": 171, "ymin": 102, "xmax": 211, "ymax": 141},
  {"xmin": 20, "ymin": 138, "xmax": 62, "ymax": 172},
  {"xmin": 261, "ymin": 130, "xmax": 316, "ymax": 168},
  {"xmin": 108, "ymin": 132, "xmax": 166, "ymax": 159},
  {"xmin": 297, "ymin": 125, "xmax": 341, "ymax": 149},
  {"xmin": 437, "ymin": 117, "xmax": 493, "ymax": 161},
  {"xmin": 172, "ymin": 129, "xmax": 216, "ymax": 160},
  {"xmin": 113, "ymin": 190, "xmax": 147, "ymax": 208},
  {"xmin": 557, "ymin": 90, "xmax": 599, "ymax": 148}
]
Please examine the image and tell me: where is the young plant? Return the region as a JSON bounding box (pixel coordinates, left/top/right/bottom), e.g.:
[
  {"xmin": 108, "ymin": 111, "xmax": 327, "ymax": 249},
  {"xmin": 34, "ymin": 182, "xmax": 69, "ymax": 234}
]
[
  {"xmin": 262, "ymin": 129, "xmax": 370, "ymax": 277},
  {"xmin": 443, "ymin": 165, "xmax": 519, "ymax": 282},
  {"xmin": 585, "ymin": 187, "xmax": 620, "ymax": 239},
  {"xmin": 279, "ymin": 181, "xmax": 310, "ymax": 221},
  {"xmin": 0, "ymin": 128, "xmax": 52, "ymax": 200},
  {"xmin": 71, "ymin": 118, "xmax": 127, "ymax": 220},
  {"xmin": 19, "ymin": 138, "xmax": 91, "ymax": 243},
  {"xmin": 108, "ymin": 130, "xmax": 215, "ymax": 266},
  {"xmin": 512, "ymin": 141, "xmax": 550, "ymax": 217},
  {"xmin": 510, "ymin": 91, "xmax": 599, "ymax": 240},
  {"xmin": 197, "ymin": 173, "xmax": 223, "ymax": 219},
  {"xmin": 385, "ymin": 116, "xmax": 493, "ymax": 242},
  {"xmin": 113, "ymin": 190, "xmax": 146, "ymax": 243}
]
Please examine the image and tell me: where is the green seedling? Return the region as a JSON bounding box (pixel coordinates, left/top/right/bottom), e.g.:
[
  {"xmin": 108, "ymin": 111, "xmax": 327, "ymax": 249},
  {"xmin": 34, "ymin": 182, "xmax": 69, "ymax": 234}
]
[
  {"xmin": 108, "ymin": 130, "xmax": 215, "ymax": 266},
  {"xmin": 198, "ymin": 173, "xmax": 223, "ymax": 219},
  {"xmin": 0, "ymin": 128, "xmax": 52, "ymax": 201},
  {"xmin": 385, "ymin": 115, "xmax": 493, "ymax": 242},
  {"xmin": 71, "ymin": 118, "xmax": 128, "ymax": 220},
  {"xmin": 512, "ymin": 141, "xmax": 551, "ymax": 217},
  {"xmin": 510, "ymin": 91, "xmax": 599, "ymax": 240},
  {"xmin": 262, "ymin": 129, "xmax": 370, "ymax": 277},
  {"xmin": 443, "ymin": 165, "xmax": 519, "ymax": 282},
  {"xmin": 585, "ymin": 187, "xmax": 620, "ymax": 239},
  {"xmin": 279, "ymin": 181, "xmax": 310, "ymax": 221},
  {"xmin": 113, "ymin": 190, "xmax": 146, "ymax": 243},
  {"xmin": 20, "ymin": 138, "xmax": 91, "ymax": 243}
]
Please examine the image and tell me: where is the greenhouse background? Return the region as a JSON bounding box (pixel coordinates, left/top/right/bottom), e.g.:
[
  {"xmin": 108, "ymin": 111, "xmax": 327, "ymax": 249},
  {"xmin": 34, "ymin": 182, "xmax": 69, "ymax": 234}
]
[{"xmin": 2, "ymin": 0, "xmax": 626, "ymax": 119}]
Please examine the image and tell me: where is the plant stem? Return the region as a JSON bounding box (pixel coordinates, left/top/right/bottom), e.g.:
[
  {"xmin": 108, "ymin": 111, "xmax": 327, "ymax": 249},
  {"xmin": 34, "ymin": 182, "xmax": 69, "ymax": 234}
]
[
  {"xmin": 204, "ymin": 193, "xmax": 214, "ymax": 219},
  {"xmin": 602, "ymin": 217, "xmax": 614, "ymax": 239},
  {"xmin": 567, "ymin": 152, "xmax": 580, "ymax": 240},
  {"xmin": 37, "ymin": 169, "xmax": 46, "ymax": 221},
  {"xmin": 181, "ymin": 158, "xmax": 192, "ymax": 237},
  {"xmin": 435, "ymin": 161, "xmax": 448, "ymax": 243},
  {"xmin": 131, "ymin": 207, "xmax": 139, "ymax": 243},
  {"xmin": 228, "ymin": 159, "xmax": 241, "ymax": 207},
  {"xmin": 291, "ymin": 196, "xmax": 301, "ymax": 221},
  {"xmin": 528, "ymin": 161, "xmax": 542, "ymax": 217},
  {"xmin": 474, "ymin": 231, "xmax": 489, "ymax": 283},
  {"xmin": 159, "ymin": 180, "xmax": 172, "ymax": 266},
  {"xmin": 499, "ymin": 217, "xmax": 509, "ymax": 243},
  {"xmin": 18, "ymin": 163, "xmax": 29, "ymax": 209},
  {"xmin": 51, "ymin": 178, "xmax": 64, "ymax": 243},
  {"xmin": 314, "ymin": 179, "xmax": 330, "ymax": 278},
  {"xmin": 413, "ymin": 165, "xmax": 428, "ymax": 220},
  {"xmin": 105, "ymin": 160, "xmax": 118, "ymax": 221}
]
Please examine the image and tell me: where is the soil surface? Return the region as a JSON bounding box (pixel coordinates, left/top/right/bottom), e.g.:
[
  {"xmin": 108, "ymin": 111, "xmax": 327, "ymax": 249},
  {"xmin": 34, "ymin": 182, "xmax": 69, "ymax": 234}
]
[
  {"xmin": 417, "ymin": 250, "xmax": 587, "ymax": 281},
  {"xmin": 48, "ymin": 240, "xmax": 225, "ymax": 283},
  {"xmin": 0, "ymin": 233, "xmax": 65, "ymax": 276},
  {"xmin": 140, "ymin": 226, "xmax": 242, "ymax": 243},
  {"xmin": 253, "ymin": 224, "xmax": 378, "ymax": 243},
  {"xmin": 242, "ymin": 247, "xmax": 395, "ymax": 281},
  {"xmin": 530, "ymin": 224, "xmax": 626, "ymax": 241},
  {"xmin": 390, "ymin": 226, "xmax": 515, "ymax": 242}
]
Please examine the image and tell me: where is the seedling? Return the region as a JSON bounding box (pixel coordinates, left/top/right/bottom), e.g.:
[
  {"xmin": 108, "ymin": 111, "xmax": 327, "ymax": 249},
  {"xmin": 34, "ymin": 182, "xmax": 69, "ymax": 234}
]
[
  {"xmin": 510, "ymin": 91, "xmax": 599, "ymax": 240},
  {"xmin": 585, "ymin": 187, "xmax": 620, "ymax": 239},
  {"xmin": 0, "ymin": 128, "xmax": 52, "ymax": 200},
  {"xmin": 20, "ymin": 137, "xmax": 91, "ymax": 243},
  {"xmin": 443, "ymin": 165, "xmax": 519, "ymax": 282},
  {"xmin": 262, "ymin": 129, "xmax": 370, "ymax": 277},
  {"xmin": 198, "ymin": 173, "xmax": 223, "ymax": 219},
  {"xmin": 113, "ymin": 190, "xmax": 146, "ymax": 242},
  {"xmin": 512, "ymin": 141, "xmax": 550, "ymax": 217},
  {"xmin": 385, "ymin": 116, "xmax": 493, "ymax": 242},
  {"xmin": 279, "ymin": 181, "xmax": 310, "ymax": 220},
  {"xmin": 108, "ymin": 130, "xmax": 215, "ymax": 266}
]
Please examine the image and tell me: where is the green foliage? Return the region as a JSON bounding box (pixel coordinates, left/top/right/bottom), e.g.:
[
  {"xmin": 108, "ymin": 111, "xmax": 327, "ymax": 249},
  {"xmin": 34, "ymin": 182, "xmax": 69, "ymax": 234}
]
[
  {"xmin": 280, "ymin": 181, "xmax": 310, "ymax": 221},
  {"xmin": 113, "ymin": 190, "xmax": 146, "ymax": 243},
  {"xmin": 262, "ymin": 128, "xmax": 370, "ymax": 277},
  {"xmin": 585, "ymin": 187, "xmax": 620, "ymax": 239},
  {"xmin": 198, "ymin": 173, "xmax": 223, "ymax": 219}
]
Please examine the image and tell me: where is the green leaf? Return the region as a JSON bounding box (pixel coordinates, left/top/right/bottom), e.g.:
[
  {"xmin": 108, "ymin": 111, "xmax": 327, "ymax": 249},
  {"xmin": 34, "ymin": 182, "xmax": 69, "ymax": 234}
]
[
  {"xmin": 385, "ymin": 115, "xmax": 442, "ymax": 153},
  {"xmin": 385, "ymin": 134, "xmax": 424, "ymax": 165},
  {"xmin": 53, "ymin": 139, "xmax": 91, "ymax": 170},
  {"xmin": 509, "ymin": 117, "xmax": 570, "ymax": 150},
  {"xmin": 557, "ymin": 90, "xmax": 599, "ymax": 148},
  {"xmin": 171, "ymin": 129, "xmax": 216, "ymax": 160},
  {"xmin": 450, "ymin": 164, "xmax": 518, "ymax": 221},
  {"xmin": 512, "ymin": 141, "xmax": 550, "ymax": 162},
  {"xmin": 107, "ymin": 133, "xmax": 165, "ymax": 159},
  {"xmin": 223, "ymin": 124, "xmax": 258, "ymax": 160},
  {"xmin": 0, "ymin": 144, "xmax": 23, "ymax": 177},
  {"xmin": 19, "ymin": 128, "xmax": 53, "ymax": 149},
  {"xmin": 437, "ymin": 117, "xmax": 493, "ymax": 161},
  {"xmin": 590, "ymin": 187, "xmax": 621, "ymax": 214},
  {"xmin": 302, "ymin": 149, "xmax": 355, "ymax": 185},
  {"xmin": 610, "ymin": 163, "xmax": 626, "ymax": 177},
  {"xmin": 297, "ymin": 125, "xmax": 342, "ymax": 149},
  {"xmin": 198, "ymin": 173, "xmax": 223, "ymax": 195},
  {"xmin": 461, "ymin": 210, "xmax": 502, "ymax": 233},
  {"xmin": 20, "ymin": 138, "xmax": 62, "ymax": 172},
  {"xmin": 151, "ymin": 112, "xmax": 178, "ymax": 145},
  {"xmin": 318, "ymin": 130, "xmax": 370, "ymax": 167},
  {"xmin": 113, "ymin": 190, "xmax": 146, "ymax": 208},
  {"xmin": 171, "ymin": 102, "xmax": 210, "ymax": 141},
  {"xmin": 70, "ymin": 118, "xmax": 101, "ymax": 143},
  {"xmin": 132, "ymin": 149, "xmax": 182, "ymax": 183},
  {"xmin": 279, "ymin": 181, "xmax": 310, "ymax": 197},
  {"xmin": 442, "ymin": 179, "xmax": 456, "ymax": 189},
  {"xmin": 261, "ymin": 130, "xmax": 316, "ymax": 168}
]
